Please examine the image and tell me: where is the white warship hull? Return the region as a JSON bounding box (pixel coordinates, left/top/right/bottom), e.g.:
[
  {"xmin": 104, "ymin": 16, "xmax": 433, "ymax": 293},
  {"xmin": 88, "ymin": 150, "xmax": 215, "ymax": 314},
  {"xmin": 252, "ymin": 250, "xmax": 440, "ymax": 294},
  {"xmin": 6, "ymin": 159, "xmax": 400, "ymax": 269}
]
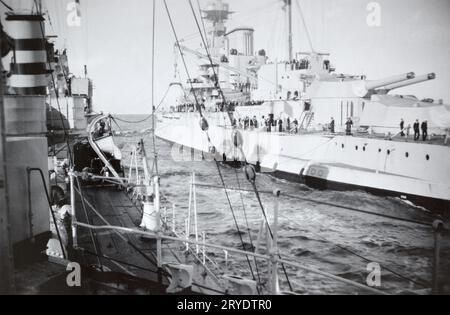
[{"xmin": 156, "ymin": 112, "xmax": 450, "ymax": 213}]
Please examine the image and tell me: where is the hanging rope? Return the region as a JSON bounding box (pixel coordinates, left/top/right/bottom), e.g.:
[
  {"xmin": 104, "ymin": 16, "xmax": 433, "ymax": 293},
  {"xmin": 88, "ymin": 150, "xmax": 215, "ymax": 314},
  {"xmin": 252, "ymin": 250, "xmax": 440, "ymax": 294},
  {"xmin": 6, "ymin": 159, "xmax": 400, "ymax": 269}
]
[
  {"xmin": 249, "ymin": 179, "xmax": 293, "ymax": 291},
  {"xmin": 38, "ymin": 20, "xmax": 74, "ymax": 166},
  {"xmin": 151, "ymin": 0, "xmax": 158, "ymax": 177},
  {"xmin": 73, "ymin": 184, "xmax": 172, "ymax": 281},
  {"xmin": 179, "ymin": 0, "xmax": 294, "ymax": 291},
  {"xmin": 187, "ymin": 0, "xmax": 235, "ymax": 126},
  {"xmin": 191, "ymin": 182, "xmax": 436, "ymax": 228},
  {"xmin": 164, "ymin": 0, "xmax": 260, "ymax": 291},
  {"xmin": 294, "ymin": 0, "xmax": 314, "ymax": 52},
  {"xmin": 75, "ymin": 176, "xmax": 103, "ymax": 270},
  {"xmin": 196, "ymin": 0, "xmax": 208, "ymax": 49},
  {"xmin": 234, "ymin": 168, "xmax": 262, "ymax": 285},
  {"xmin": 0, "ymin": 0, "xmax": 12, "ymax": 11},
  {"xmin": 214, "ymin": 163, "xmax": 259, "ymax": 291},
  {"xmin": 112, "ymin": 84, "xmax": 172, "ymax": 124}
]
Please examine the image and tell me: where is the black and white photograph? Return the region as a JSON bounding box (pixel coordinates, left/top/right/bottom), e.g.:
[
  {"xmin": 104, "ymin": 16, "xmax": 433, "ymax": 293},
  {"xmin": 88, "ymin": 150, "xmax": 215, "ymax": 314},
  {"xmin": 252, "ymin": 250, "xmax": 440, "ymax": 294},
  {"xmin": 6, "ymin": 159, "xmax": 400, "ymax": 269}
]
[{"xmin": 0, "ymin": 0, "xmax": 449, "ymax": 299}]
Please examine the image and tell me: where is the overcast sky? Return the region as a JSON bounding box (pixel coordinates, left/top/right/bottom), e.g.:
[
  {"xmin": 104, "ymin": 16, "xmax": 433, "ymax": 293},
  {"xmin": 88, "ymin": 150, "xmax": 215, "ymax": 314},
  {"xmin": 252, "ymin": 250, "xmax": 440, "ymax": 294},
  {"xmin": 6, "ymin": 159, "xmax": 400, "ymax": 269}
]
[{"xmin": 2, "ymin": 0, "xmax": 450, "ymax": 114}]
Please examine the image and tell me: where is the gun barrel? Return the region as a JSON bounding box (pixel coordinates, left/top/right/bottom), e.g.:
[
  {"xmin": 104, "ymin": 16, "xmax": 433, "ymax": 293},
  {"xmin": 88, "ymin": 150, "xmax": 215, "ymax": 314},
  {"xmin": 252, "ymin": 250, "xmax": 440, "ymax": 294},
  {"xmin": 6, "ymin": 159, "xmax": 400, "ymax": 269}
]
[
  {"xmin": 365, "ymin": 72, "xmax": 415, "ymax": 91},
  {"xmin": 384, "ymin": 73, "xmax": 436, "ymax": 91}
]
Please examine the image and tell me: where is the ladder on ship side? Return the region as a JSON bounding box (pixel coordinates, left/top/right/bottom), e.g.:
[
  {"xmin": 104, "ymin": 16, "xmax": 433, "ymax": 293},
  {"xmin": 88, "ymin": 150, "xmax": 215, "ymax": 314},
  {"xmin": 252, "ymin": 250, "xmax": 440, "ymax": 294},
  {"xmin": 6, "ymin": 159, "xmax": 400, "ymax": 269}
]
[{"xmin": 300, "ymin": 111, "xmax": 315, "ymax": 130}]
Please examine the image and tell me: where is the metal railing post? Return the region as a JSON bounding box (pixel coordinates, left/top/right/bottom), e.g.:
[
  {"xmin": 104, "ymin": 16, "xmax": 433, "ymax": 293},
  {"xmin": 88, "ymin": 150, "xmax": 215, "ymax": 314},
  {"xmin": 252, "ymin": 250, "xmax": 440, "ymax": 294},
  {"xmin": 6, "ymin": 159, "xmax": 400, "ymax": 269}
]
[
  {"xmin": 172, "ymin": 204, "xmax": 176, "ymax": 233},
  {"xmin": 432, "ymin": 220, "xmax": 444, "ymax": 295},
  {"xmin": 157, "ymin": 232, "xmax": 162, "ymax": 268},
  {"xmin": 69, "ymin": 170, "xmax": 78, "ymax": 247},
  {"xmin": 202, "ymin": 231, "xmax": 206, "ymax": 265},
  {"xmin": 193, "ymin": 173, "xmax": 199, "ymax": 254},
  {"xmin": 185, "ymin": 218, "xmax": 189, "ymax": 252},
  {"xmin": 271, "ymin": 189, "xmax": 281, "ymax": 294}
]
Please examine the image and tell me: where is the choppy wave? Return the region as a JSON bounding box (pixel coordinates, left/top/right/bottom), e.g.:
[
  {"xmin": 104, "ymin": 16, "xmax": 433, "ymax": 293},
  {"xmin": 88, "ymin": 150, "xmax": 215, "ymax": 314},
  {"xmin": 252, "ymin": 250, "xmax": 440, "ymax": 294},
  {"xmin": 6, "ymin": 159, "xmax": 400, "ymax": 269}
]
[{"xmin": 115, "ymin": 118, "xmax": 450, "ymax": 294}]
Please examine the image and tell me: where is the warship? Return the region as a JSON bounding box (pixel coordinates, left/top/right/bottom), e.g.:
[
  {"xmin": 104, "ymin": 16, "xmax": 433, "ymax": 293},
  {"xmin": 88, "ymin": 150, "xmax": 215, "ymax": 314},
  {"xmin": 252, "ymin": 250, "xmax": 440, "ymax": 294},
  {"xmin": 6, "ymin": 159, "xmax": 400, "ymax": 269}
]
[
  {"xmin": 155, "ymin": 0, "xmax": 450, "ymax": 214},
  {"xmin": 0, "ymin": 0, "xmax": 449, "ymax": 296}
]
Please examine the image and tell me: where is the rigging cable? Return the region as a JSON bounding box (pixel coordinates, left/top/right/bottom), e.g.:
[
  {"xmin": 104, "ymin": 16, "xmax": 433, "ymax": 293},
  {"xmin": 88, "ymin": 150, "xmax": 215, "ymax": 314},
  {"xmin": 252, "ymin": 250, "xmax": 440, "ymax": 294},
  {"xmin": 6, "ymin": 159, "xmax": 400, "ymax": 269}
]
[
  {"xmin": 250, "ymin": 179, "xmax": 293, "ymax": 291},
  {"xmin": 82, "ymin": 249, "xmax": 228, "ymax": 295},
  {"xmin": 234, "ymin": 168, "xmax": 262, "ymax": 285},
  {"xmin": 196, "ymin": 0, "xmax": 208, "ymax": 47},
  {"xmin": 278, "ymin": 213, "xmax": 431, "ymax": 289},
  {"xmin": 112, "ymin": 84, "xmax": 172, "ymax": 124},
  {"xmin": 191, "ymin": 183, "xmax": 436, "ymax": 228},
  {"xmin": 187, "ymin": 0, "xmax": 293, "ymax": 291},
  {"xmin": 188, "ymin": 0, "xmax": 263, "ymax": 288},
  {"xmin": 75, "ymin": 176, "xmax": 104, "ymax": 271},
  {"xmin": 73, "ymin": 185, "xmax": 172, "ymax": 281},
  {"xmin": 200, "ymin": 180, "xmax": 435, "ymax": 288},
  {"xmin": 0, "ymin": 0, "xmax": 12, "ymax": 11},
  {"xmin": 151, "ymin": 0, "xmax": 158, "ymax": 176},
  {"xmin": 163, "ymin": 0, "xmax": 259, "ymax": 290},
  {"xmin": 294, "ymin": 0, "xmax": 314, "ymax": 52},
  {"xmin": 197, "ymin": 0, "xmax": 262, "ymax": 285},
  {"xmin": 187, "ymin": 0, "xmax": 235, "ymax": 126},
  {"xmin": 38, "ymin": 20, "xmax": 74, "ymax": 165}
]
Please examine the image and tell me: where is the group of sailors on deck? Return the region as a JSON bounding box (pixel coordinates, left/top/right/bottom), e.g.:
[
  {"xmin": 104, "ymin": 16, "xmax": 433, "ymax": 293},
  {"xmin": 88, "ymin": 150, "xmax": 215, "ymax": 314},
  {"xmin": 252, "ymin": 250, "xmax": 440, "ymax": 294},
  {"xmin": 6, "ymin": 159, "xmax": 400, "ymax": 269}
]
[
  {"xmin": 400, "ymin": 119, "xmax": 429, "ymax": 141},
  {"xmin": 172, "ymin": 100, "xmax": 265, "ymax": 113},
  {"xmin": 236, "ymin": 115, "xmax": 299, "ymax": 133}
]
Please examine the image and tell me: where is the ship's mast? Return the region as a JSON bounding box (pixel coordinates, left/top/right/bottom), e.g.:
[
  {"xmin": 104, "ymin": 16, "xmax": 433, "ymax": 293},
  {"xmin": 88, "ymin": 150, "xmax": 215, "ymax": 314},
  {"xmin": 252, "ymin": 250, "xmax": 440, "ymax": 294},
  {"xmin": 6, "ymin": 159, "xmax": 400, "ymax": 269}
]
[
  {"xmin": 202, "ymin": 0, "xmax": 232, "ymax": 58},
  {"xmin": 286, "ymin": 0, "xmax": 293, "ymax": 61}
]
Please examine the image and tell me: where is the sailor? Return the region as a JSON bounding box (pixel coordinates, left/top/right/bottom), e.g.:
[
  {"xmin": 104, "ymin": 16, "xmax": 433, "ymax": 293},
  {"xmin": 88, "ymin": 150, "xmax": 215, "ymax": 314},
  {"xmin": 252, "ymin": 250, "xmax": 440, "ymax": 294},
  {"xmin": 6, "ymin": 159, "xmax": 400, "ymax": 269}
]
[
  {"xmin": 244, "ymin": 116, "xmax": 250, "ymax": 130},
  {"xmin": 99, "ymin": 120, "xmax": 106, "ymax": 137},
  {"xmin": 421, "ymin": 120, "xmax": 428, "ymax": 141},
  {"xmin": 413, "ymin": 119, "xmax": 420, "ymax": 141},
  {"xmin": 293, "ymin": 119, "xmax": 299, "ymax": 134},
  {"xmin": 345, "ymin": 118, "xmax": 353, "ymax": 136},
  {"xmin": 406, "ymin": 124, "xmax": 411, "ymax": 140},
  {"xmin": 260, "ymin": 116, "xmax": 266, "ymax": 130},
  {"xmin": 267, "ymin": 117, "xmax": 272, "ymax": 132},
  {"xmin": 400, "ymin": 119, "xmax": 405, "ymax": 137},
  {"xmin": 252, "ymin": 116, "xmax": 258, "ymax": 129},
  {"xmin": 287, "ymin": 117, "xmax": 291, "ymax": 132},
  {"xmin": 278, "ymin": 118, "xmax": 283, "ymax": 133},
  {"xmin": 330, "ymin": 117, "xmax": 335, "ymax": 134}
]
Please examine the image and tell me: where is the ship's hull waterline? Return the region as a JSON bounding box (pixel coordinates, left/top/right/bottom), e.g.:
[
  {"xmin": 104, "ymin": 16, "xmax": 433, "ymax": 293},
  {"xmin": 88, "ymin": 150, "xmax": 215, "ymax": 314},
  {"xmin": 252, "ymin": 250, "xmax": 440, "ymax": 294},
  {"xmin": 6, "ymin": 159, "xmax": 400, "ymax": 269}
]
[{"xmin": 156, "ymin": 113, "xmax": 450, "ymax": 214}]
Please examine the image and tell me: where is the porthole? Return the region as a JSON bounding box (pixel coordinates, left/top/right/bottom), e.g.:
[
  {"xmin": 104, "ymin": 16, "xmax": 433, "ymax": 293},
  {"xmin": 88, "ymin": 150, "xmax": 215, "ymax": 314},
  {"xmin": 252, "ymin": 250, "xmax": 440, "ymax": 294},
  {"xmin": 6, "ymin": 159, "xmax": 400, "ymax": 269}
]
[
  {"xmin": 355, "ymin": 146, "xmax": 359, "ymax": 151},
  {"xmin": 426, "ymin": 155, "xmax": 430, "ymax": 161},
  {"xmin": 405, "ymin": 152, "xmax": 409, "ymax": 158}
]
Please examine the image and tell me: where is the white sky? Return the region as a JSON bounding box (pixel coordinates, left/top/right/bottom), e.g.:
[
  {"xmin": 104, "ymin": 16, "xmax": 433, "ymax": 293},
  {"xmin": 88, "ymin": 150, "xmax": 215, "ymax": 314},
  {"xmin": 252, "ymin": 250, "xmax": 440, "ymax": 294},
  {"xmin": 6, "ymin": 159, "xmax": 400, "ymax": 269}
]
[{"xmin": 2, "ymin": 0, "xmax": 450, "ymax": 114}]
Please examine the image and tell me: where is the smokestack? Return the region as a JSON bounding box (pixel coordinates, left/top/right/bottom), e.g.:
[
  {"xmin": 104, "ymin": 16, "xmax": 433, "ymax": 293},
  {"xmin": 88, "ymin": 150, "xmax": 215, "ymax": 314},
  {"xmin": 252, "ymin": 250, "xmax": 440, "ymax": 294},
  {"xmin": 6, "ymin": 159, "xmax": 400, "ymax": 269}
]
[{"xmin": 6, "ymin": 13, "xmax": 48, "ymax": 96}]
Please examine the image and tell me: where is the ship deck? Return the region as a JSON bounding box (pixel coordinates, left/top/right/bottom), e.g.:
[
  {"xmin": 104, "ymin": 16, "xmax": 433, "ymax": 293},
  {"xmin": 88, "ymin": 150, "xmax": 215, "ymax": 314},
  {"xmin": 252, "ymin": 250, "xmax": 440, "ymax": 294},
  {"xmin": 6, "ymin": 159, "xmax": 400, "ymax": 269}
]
[{"xmin": 72, "ymin": 184, "xmax": 223, "ymax": 295}]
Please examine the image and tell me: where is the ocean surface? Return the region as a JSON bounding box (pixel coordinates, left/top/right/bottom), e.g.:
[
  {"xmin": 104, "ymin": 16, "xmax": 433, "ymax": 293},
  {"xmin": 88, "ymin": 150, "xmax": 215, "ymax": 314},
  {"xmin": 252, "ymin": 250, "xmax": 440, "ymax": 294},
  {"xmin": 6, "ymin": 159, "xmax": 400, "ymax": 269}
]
[{"xmin": 114, "ymin": 115, "xmax": 449, "ymax": 295}]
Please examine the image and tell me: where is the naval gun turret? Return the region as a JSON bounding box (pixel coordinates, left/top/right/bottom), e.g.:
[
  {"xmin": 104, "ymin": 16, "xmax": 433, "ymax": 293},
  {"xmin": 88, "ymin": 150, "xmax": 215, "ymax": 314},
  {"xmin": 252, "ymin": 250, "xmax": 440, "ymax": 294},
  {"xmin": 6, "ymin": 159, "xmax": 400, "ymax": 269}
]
[
  {"xmin": 352, "ymin": 72, "xmax": 415, "ymax": 97},
  {"xmin": 383, "ymin": 73, "xmax": 436, "ymax": 92}
]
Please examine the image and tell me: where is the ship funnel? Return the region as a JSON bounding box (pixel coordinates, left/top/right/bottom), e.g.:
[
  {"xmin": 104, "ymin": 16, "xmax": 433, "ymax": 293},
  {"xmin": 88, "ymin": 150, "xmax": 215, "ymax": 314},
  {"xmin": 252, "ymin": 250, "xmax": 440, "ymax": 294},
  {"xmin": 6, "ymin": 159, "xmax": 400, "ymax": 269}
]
[
  {"xmin": 5, "ymin": 13, "xmax": 48, "ymax": 95},
  {"xmin": 384, "ymin": 73, "xmax": 436, "ymax": 91},
  {"xmin": 365, "ymin": 72, "xmax": 415, "ymax": 91}
]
